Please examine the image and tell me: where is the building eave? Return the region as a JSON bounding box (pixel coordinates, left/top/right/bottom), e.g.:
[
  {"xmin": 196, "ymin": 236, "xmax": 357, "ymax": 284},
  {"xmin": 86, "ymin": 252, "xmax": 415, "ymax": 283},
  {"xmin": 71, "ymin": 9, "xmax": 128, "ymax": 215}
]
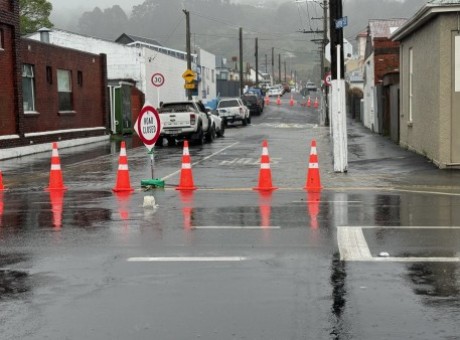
[{"xmin": 392, "ymin": 5, "xmax": 460, "ymax": 41}]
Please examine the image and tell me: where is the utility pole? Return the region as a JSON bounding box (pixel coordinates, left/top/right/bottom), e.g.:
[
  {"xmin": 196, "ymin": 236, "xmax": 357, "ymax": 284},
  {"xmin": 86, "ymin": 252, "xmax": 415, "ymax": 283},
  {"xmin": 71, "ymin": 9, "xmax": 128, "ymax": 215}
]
[
  {"xmin": 239, "ymin": 27, "xmax": 244, "ymax": 95},
  {"xmin": 265, "ymin": 54, "xmax": 268, "ymax": 74},
  {"xmin": 255, "ymin": 38, "xmax": 259, "ymax": 87},
  {"xmin": 284, "ymin": 59, "xmax": 287, "ymax": 83},
  {"xmin": 271, "ymin": 47, "xmax": 275, "ymax": 85},
  {"xmin": 329, "ymin": 0, "xmax": 347, "ymax": 173},
  {"xmin": 329, "ymin": 0, "xmax": 344, "ymax": 79},
  {"xmin": 183, "ymin": 9, "xmax": 192, "ymax": 100},
  {"xmin": 323, "ymin": 0, "xmax": 329, "ymax": 126},
  {"xmin": 278, "ymin": 53, "xmax": 281, "ymax": 84}
]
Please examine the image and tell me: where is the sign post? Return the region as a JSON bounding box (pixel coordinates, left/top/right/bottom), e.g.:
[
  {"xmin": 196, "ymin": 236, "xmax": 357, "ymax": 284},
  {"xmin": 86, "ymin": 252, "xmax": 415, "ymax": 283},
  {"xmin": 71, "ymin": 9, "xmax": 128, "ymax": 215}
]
[
  {"xmin": 133, "ymin": 103, "xmax": 165, "ymax": 188},
  {"xmin": 151, "ymin": 72, "xmax": 165, "ymax": 108}
]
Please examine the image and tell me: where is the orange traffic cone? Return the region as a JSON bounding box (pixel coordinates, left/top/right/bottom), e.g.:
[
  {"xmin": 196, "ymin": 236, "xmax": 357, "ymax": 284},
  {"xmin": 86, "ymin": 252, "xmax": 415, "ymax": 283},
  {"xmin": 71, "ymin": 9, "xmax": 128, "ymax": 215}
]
[
  {"xmin": 307, "ymin": 96, "xmax": 311, "ymax": 107},
  {"xmin": 253, "ymin": 140, "xmax": 277, "ymax": 191},
  {"xmin": 305, "ymin": 139, "xmax": 322, "ymax": 191},
  {"xmin": 314, "ymin": 97, "xmax": 319, "ymax": 109},
  {"xmin": 0, "ymin": 191, "xmax": 3, "ymax": 227},
  {"xmin": 176, "ymin": 140, "xmax": 197, "ymax": 190},
  {"xmin": 276, "ymin": 95, "xmax": 281, "ymax": 105},
  {"xmin": 0, "ymin": 171, "xmax": 4, "ymax": 191},
  {"xmin": 265, "ymin": 94, "xmax": 270, "ymax": 106},
  {"xmin": 289, "ymin": 94, "xmax": 294, "ymax": 106},
  {"xmin": 112, "ymin": 141, "xmax": 134, "ymax": 192},
  {"xmin": 47, "ymin": 142, "xmax": 67, "ymax": 191}
]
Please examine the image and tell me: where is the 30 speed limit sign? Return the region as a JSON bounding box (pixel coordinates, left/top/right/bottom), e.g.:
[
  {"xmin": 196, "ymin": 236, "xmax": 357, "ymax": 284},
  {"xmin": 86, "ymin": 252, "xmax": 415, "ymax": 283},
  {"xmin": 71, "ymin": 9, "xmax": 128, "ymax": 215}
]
[{"xmin": 151, "ymin": 73, "xmax": 165, "ymax": 87}]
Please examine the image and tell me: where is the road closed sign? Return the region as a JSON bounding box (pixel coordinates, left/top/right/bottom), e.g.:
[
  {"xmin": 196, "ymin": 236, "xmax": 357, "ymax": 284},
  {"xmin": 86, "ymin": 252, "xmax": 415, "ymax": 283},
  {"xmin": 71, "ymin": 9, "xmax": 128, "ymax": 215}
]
[{"xmin": 134, "ymin": 104, "xmax": 161, "ymax": 151}]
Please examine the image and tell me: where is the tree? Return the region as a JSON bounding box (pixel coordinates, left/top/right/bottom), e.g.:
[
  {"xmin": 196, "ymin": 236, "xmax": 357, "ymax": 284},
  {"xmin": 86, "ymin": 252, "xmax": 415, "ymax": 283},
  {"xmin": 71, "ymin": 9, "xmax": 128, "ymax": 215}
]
[{"xmin": 19, "ymin": 0, "xmax": 53, "ymax": 35}]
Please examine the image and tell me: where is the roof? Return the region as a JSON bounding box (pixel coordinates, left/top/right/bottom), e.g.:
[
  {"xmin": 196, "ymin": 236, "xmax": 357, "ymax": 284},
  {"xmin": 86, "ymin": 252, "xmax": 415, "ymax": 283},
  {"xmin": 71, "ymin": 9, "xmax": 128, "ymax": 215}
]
[
  {"xmin": 393, "ymin": 0, "xmax": 460, "ymax": 40},
  {"xmin": 115, "ymin": 33, "xmax": 162, "ymax": 47},
  {"xmin": 368, "ymin": 19, "xmax": 408, "ymax": 39}
]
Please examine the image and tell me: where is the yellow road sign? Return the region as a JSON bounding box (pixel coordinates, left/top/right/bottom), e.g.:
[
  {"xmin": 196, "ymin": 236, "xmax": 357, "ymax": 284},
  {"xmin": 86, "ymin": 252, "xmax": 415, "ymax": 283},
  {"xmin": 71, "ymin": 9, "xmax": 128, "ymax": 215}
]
[{"xmin": 182, "ymin": 69, "xmax": 195, "ymax": 83}]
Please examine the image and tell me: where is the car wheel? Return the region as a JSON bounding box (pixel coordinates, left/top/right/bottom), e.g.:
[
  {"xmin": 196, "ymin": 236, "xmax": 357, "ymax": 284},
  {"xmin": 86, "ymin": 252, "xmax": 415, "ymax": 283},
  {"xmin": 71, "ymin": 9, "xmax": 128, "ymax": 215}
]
[
  {"xmin": 206, "ymin": 124, "xmax": 216, "ymax": 142},
  {"xmin": 167, "ymin": 137, "xmax": 176, "ymax": 146},
  {"xmin": 194, "ymin": 123, "xmax": 205, "ymax": 145},
  {"xmin": 156, "ymin": 136, "xmax": 165, "ymax": 147},
  {"xmin": 217, "ymin": 121, "xmax": 225, "ymax": 137}
]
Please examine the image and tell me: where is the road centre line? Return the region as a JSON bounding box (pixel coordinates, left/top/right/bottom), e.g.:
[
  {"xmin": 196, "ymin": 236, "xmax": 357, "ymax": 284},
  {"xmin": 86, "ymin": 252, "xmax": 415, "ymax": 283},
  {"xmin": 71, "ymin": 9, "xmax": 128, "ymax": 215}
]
[
  {"xmin": 161, "ymin": 142, "xmax": 239, "ymax": 181},
  {"xmin": 127, "ymin": 257, "xmax": 247, "ymax": 262},
  {"xmin": 338, "ymin": 226, "xmax": 460, "ymax": 262},
  {"xmin": 193, "ymin": 226, "xmax": 281, "ymax": 230}
]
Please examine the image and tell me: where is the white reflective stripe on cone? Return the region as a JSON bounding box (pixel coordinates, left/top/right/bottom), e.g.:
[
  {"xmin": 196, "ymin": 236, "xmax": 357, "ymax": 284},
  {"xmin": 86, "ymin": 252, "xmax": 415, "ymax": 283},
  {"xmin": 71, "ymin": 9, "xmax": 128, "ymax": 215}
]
[
  {"xmin": 309, "ymin": 163, "xmax": 319, "ymax": 168},
  {"xmin": 262, "ymin": 148, "xmax": 269, "ymax": 156},
  {"xmin": 118, "ymin": 164, "xmax": 129, "ymax": 171},
  {"xmin": 51, "ymin": 164, "xmax": 61, "ymax": 170},
  {"xmin": 52, "ymin": 149, "xmax": 59, "ymax": 157},
  {"xmin": 182, "ymin": 163, "xmax": 192, "ymax": 169},
  {"xmin": 310, "ymin": 147, "xmax": 317, "ymax": 155},
  {"xmin": 260, "ymin": 163, "xmax": 270, "ymax": 169},
  {"xmin": 120, "ymin": 148, "xmax": 127, "ymax": 156},
  {"xmin": 183, "ymin": 148, "xmax": 189, "ymax": 156}
]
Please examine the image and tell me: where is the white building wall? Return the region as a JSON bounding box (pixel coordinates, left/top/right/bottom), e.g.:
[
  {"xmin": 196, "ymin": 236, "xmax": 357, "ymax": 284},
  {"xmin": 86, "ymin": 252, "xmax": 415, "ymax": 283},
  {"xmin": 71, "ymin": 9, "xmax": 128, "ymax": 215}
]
[
  {"xmin": 28, "ymin": 30, "xmax": 144, "ymax": 89},
  {"xmin": 144, "ymin": 47, "xmax": 188, "ymax": 106},
  {"xmin": 363, "ymin": 55, "xmax": 375, "ymax": 131},
  {"xmin": 197, "ymin": 49, "xmax": 217, "ymax": 101}
]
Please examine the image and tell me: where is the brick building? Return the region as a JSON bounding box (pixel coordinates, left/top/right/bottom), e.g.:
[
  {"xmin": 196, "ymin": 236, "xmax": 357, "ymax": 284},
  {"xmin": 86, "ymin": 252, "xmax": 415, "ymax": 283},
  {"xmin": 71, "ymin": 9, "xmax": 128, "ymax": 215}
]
[
  {"xmin": 362, "ymin": 19, "xmax": 407, "ymax": 134},
  {"xmin": 0, "ymin": 0, "xmax": 22, "ymax": 143},
  {"xmin": 0, "ymin": 0, "xmax": 109, "ymax": 157}
]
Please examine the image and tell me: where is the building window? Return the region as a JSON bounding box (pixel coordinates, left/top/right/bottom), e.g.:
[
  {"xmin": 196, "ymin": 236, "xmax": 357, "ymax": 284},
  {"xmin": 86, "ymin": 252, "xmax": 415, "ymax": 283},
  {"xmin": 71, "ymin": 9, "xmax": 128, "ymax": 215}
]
[
  {"xmin": 77, "ymin": 71, "xmax": 83, "ymax": 86},
  {"xmin": 57, "ymin": 69, "xmax": 73, "ymax": 111},
  {"xmin": 46, "ymin": 66, "xmax": 52, "ymax": 84},
  {"xmin": 409, "ymin": 48, "xmax": 413, "ymax": 122},
  {"xmin": 0, "ymin": 29, "xmax": 4, "ymax": 50},
  {"xmin": 22, "ymin": 64, "xmax": 35, "ymax": 112}
]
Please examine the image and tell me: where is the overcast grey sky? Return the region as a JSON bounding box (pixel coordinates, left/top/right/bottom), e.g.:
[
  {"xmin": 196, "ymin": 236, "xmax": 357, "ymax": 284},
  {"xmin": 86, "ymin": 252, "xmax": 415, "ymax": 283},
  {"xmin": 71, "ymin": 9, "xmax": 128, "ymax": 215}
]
[{"xmin": 48, "ymin": 0, "xmax": 144, "ymax": 12}]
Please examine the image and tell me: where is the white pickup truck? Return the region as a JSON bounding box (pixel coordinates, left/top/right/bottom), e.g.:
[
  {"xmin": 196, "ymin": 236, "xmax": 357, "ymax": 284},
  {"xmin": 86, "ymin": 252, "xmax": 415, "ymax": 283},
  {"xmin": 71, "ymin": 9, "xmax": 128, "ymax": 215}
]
[{"xmin": 157, "ymin": 101, "xmax": 213, "ymax": 146}]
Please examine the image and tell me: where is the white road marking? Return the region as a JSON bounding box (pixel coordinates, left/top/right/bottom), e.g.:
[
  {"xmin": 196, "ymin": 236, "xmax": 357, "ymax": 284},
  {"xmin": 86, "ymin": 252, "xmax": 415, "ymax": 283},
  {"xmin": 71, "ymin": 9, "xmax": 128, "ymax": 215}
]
[
  {"xmin": 161, "ymin": 142, "xmax": 239, "ymax": 181},
  {"xmin": 127, "ymin": 257, "xmax": 247, "ymax": 262},
  {"xmin": 338, "ymin": 226, "xmax": 460, "ymax": 262},
  {"xmin": 337, "ymin": 227, "xmax": 372, "ymax": 261},
  {"xmin": 193, "ymin": 226, "xmax": 281, "ymax": 230}
]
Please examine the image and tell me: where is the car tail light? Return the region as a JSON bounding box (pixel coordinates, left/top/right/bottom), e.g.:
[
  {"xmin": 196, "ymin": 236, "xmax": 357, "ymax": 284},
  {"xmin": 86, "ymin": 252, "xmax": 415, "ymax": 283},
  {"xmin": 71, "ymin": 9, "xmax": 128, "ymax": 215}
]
[{"xmin": 190, "ymin": 113, "xmax": 196, "ymax": 125}]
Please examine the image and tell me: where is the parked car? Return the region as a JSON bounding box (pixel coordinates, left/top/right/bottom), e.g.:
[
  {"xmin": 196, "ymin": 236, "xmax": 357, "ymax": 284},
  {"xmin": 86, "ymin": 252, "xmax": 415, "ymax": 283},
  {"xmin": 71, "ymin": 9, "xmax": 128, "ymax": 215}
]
[
  {"xmin": 306, "ymin": 81, "xmax": 317, "ymax": 92},
  {"xmin": 267, "ymin": 85, "xmax": 283, "ymax": 97},
  {"xmin": 157, "ymin": 101, "xmax": 213, "ymax": 146},
  {"xmin": 241, "ymin": 94, "xmax": 263, "ymax": 115},
  {"xmin": 246, "ymin": 87, "xmax": 265, "ymax": 110},
  {"xmin": 206, "ymin": 107, "xmax": 225, "ymax": 138},
  {"xmin": 216, "ymin": 97, "xmax": 251, "ymax": 126}
]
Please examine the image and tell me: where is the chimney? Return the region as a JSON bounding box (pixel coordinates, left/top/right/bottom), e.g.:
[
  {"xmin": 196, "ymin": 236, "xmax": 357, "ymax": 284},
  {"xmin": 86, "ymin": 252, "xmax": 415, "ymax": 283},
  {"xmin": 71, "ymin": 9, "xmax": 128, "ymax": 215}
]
[{"xmin": 38, "ymin": 27, "xmax": 51, "ymax": 43}]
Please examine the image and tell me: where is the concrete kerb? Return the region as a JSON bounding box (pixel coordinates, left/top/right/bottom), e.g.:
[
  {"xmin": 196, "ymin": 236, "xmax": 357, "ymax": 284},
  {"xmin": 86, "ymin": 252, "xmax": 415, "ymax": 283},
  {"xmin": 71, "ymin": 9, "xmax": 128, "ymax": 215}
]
[{"xmin": 0, "ymin": 136, "xmax": 110, "ymax": 160}]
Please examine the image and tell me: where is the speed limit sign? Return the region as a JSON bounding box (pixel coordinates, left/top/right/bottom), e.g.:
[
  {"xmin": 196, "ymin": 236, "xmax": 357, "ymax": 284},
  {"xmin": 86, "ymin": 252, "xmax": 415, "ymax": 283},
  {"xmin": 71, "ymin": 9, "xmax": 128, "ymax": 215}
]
[
  {"xmin": 151, "ymin": 73, "xmax": 165, "ymax": 87},
  {"xmin": 324, "ymin": 72, "xmax": 332, "ymax": 87}
]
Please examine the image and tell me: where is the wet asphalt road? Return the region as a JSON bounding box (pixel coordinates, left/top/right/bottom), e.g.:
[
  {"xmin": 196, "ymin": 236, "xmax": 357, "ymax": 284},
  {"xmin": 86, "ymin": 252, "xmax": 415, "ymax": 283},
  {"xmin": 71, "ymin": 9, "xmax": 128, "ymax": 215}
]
[{"xmin": 1, "ymin": 94, "xmax": 460, "ymax": 339}]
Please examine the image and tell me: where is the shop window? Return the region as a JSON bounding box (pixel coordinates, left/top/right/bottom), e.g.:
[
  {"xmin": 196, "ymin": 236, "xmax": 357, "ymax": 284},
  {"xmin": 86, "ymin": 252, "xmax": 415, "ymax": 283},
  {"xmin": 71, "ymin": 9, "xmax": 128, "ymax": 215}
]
[
  {"xmin": 22, "ymin": 64, "xmax": 35, "ymax": 112},
  {"xmin": 57, "ymin": 69, "xmax": 73, "ymax": 111}
]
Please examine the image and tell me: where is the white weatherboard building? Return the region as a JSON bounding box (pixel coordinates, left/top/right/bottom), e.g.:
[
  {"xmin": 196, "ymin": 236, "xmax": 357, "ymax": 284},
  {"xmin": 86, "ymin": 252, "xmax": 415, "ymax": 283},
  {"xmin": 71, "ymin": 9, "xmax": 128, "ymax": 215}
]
[{"xmin": 28, "ymin": 28, "xmax": 217, "ymax": 132}]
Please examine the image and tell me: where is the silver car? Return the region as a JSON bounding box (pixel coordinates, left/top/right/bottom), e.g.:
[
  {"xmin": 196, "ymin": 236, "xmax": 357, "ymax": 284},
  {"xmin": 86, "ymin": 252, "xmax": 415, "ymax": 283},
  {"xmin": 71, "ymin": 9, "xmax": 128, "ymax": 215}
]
[{"xmin": 216, "ymin": 98, "xmax": 251, "ymax": 126}]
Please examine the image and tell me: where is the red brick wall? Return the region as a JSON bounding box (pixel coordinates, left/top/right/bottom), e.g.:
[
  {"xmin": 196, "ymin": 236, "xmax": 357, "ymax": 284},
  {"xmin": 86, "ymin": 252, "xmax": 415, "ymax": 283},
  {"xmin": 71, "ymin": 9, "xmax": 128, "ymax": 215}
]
[
  {"xmin": 21, "ymin": 39, "xmax": 108, "ymax": 134},
  {"xmin": 0, "ymin": 0, "xmax": 21, "ymax": 139},
  {"xmin": 0, "ymin": 25, "xmax": 17, "ymax": 134},
  {"xmin": 373, "ymin": 38, "xmax": 401, "ymax": 85}
]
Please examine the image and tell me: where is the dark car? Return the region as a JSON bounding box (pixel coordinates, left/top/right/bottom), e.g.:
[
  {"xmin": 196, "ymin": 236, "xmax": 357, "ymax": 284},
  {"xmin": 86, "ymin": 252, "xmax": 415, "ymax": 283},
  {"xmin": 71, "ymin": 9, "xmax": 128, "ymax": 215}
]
[{"xmin": 241, "ymin": 94, "xmax": 263, "ymax": 115}]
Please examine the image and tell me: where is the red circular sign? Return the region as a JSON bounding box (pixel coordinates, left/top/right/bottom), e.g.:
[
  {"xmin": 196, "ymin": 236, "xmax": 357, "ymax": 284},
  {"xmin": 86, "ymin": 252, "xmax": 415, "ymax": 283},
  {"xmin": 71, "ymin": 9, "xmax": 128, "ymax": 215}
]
[
  {"xmin": 324, "ymin": 72, "xmax": 332, "ymax": 86},
  {"xmin": 151, "ymin": 73, "xmax": 165, "ymax": 87},
  {"xmin": 136, "ymin": 105, "xmax": 161, "ymax": 146}
]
